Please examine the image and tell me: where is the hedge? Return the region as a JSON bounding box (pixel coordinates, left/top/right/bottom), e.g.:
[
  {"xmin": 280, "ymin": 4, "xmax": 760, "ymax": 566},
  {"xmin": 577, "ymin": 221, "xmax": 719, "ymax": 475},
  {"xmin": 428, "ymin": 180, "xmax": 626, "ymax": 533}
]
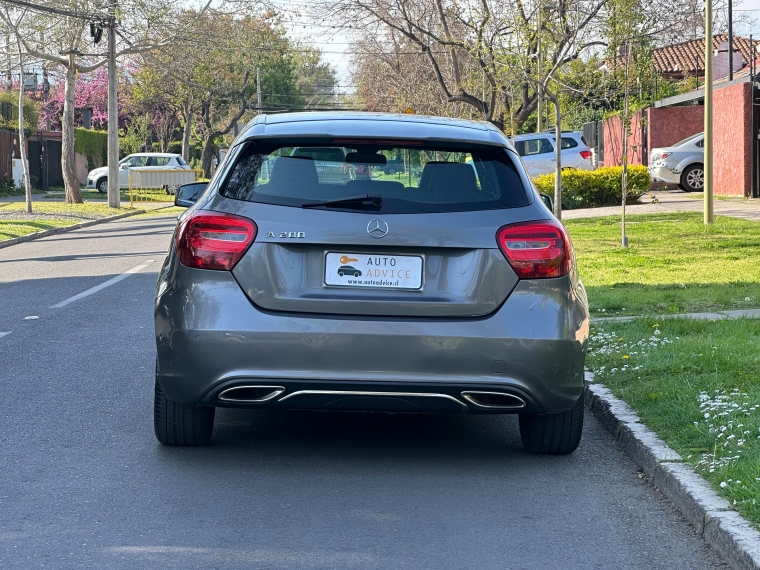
[
  {"xmin": 74, "ymin": 128, "xmax": 108, "ymax": 170},
  {"xmin": 0, "ymin": 91, "xmax": 39, "ymax": 133},
  {"xmin": 532, "ymin": 165, "xmax": 649, "ymax": 210}
]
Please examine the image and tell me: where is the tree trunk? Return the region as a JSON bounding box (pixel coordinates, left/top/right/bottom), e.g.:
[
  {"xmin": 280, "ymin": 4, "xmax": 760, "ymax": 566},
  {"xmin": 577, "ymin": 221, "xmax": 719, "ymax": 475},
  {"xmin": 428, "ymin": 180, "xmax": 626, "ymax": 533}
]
[
  {"xmin": 553, "ymin": 95, "xmax": 562, "ymax": 220},
  {"xmin": 16, "ymin": 45, "xmax": 32, "ymax": 214},
  {"xmin": 181, "ymin": 109, "xmax": 192, "ymax": 162},
  {"xmin": 62, "ymin": 63, "xmax": 83, "ymax": 203},
  {"xmin": 200, "ymin": 135, "xmax": 215, "ymax": 178}
]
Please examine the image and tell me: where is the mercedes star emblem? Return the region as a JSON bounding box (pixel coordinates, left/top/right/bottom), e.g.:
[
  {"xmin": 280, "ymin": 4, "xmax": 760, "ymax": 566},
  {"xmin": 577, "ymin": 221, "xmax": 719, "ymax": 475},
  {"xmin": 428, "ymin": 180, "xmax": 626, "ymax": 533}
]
[{"xmin": 367, "ymin": 219, "xmax": 389, "ymax": 238}]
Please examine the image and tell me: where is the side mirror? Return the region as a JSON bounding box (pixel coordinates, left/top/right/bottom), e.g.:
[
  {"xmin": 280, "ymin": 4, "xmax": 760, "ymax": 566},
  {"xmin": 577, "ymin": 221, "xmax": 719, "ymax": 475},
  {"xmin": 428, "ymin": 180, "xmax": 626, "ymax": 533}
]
[
  {"xmin": 175, "ymin": 182, "xmax": 209, "ymax": 207},
  {"xmin": 540, "ymin": 193, "xmax": 553, "ymax": 212},
  {"xmin": 119, "ymin": 164, "xmax": 127, "ymax": 170}
]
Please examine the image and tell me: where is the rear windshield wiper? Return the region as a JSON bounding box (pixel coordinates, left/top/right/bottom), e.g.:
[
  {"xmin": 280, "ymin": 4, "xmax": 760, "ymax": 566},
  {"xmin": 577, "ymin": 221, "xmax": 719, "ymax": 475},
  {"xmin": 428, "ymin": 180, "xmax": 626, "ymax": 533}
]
[{"xmin": 301, "ymin": 195, "xmax": 382, "ymax": 209}]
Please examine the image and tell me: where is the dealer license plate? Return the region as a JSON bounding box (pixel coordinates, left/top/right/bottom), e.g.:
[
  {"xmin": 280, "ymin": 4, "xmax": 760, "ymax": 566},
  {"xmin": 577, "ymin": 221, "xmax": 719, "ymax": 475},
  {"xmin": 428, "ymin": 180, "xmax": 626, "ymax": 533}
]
[{"xmin": 324, "ymin": 252, "xmax": 423, "ymax": 290}]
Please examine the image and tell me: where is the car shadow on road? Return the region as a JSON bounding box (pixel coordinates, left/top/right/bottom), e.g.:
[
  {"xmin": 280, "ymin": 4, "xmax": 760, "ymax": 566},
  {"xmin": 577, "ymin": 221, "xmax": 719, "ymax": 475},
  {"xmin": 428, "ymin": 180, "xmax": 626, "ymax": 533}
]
[{"xmin": 155, "ymin": 407, "xmax": 588, "ymax": 467}]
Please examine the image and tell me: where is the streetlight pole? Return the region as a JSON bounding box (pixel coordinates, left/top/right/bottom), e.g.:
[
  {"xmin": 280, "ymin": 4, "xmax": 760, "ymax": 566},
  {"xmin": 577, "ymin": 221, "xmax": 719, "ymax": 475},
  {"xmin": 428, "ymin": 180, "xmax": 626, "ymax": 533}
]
[
  {"xmin": 704, "ymin": 0, "xmax": 714, "ymax": 224},
  {"xmin": 107, "ymin": 2, "xmax": 119, "ymax": 208}
]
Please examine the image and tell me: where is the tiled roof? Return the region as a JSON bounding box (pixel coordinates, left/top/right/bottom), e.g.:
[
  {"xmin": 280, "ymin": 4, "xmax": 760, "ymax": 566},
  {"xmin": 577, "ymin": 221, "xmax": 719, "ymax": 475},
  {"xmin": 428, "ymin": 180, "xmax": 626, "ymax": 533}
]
[{"xmin": 608, "ymin": 35, "xmax": 760, "ymax": 75}]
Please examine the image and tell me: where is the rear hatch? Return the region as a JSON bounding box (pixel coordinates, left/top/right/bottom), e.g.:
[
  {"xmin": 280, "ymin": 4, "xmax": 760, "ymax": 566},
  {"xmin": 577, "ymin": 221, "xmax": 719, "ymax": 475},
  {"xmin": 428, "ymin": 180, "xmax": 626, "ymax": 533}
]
[{"xmin": 212, "ymin": 137, "xmax": 542, "ymax": 318}]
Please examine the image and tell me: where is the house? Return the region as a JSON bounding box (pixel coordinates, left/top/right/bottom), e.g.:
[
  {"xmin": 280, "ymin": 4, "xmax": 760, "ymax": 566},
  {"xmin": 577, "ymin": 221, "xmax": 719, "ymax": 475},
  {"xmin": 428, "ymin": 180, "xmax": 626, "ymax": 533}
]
[
  {"xmin": 604, "ymin": 35, "xmax": 759, "ymax": 82},
  {"xmin": 590, "ymin": 36, "xmax": 760, "ymax": 197}
]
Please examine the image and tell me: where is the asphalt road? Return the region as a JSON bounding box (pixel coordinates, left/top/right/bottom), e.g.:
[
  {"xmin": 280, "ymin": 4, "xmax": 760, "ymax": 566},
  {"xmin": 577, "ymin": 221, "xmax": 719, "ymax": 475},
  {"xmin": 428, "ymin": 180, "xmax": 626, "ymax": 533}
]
[{"xmin": 0, "ymin": 215, "xmax": 729, "ymax": 569}]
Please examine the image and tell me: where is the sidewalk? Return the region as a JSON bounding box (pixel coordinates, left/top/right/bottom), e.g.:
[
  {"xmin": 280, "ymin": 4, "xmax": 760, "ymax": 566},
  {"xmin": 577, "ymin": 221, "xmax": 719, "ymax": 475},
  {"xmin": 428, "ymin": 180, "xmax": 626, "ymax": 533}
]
[{"xmin": 564, "ymin": 189, "xmax": 760, "ymax": 221}]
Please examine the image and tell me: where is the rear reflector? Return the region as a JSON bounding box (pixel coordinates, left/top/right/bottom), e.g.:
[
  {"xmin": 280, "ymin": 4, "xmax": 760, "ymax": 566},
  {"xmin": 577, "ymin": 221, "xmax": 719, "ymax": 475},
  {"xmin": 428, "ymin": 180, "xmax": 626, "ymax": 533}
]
[
  {"xmin": 176, "ymin": 211, "xmax": 257, "ymax": 271},
  {"xmin": 496, "ymin": 221, "xmax": 571, "ymax": 279},
  {"xmin": 579, "ymin": 150, "xmax": 592, "ymax": 160}
]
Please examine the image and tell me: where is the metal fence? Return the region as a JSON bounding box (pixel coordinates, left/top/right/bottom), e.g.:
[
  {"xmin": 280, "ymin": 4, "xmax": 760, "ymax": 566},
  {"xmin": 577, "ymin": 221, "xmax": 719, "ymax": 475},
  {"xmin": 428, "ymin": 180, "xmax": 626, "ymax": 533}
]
[{"xmin": 129, "ymin": 169, "xmax": 204, "ymax": 206}]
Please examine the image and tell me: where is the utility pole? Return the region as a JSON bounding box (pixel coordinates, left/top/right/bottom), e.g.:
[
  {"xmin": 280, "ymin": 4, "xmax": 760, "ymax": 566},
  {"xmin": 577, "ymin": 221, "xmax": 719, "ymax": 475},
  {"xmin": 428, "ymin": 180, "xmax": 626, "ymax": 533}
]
[
  {"xmin": 704, "ymin": 0, "xmax": 714, "ymax": 224},
  {"xmin": 621, "ymin": 42, "xmax": 631, "ymax": 247},
  {"xmin": 107, "ymin": 2, "xmax": 119, "ymax": 208},
  {"xmin": 728, "ymin": 0, "xmax": 733, "ymax": 81}
]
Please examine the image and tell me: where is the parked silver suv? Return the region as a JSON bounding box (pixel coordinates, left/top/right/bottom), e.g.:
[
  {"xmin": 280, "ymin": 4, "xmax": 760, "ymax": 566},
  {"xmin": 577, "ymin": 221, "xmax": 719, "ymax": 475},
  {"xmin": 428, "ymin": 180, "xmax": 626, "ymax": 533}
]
[
  {"xmin": 156, "ymin": 112, "xmax": 589, "ymax": 454},
  {"xmin": 513, "ymin": 131, "xmax": 594, "ymax": 176}
]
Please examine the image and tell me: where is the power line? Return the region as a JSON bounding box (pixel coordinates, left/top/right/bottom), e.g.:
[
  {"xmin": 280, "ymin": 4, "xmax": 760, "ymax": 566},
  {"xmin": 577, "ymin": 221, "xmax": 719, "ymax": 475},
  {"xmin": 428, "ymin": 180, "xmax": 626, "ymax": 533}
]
[{"xmin": 0, "ymin": 0, "xmax": 104, "ymax": 21}]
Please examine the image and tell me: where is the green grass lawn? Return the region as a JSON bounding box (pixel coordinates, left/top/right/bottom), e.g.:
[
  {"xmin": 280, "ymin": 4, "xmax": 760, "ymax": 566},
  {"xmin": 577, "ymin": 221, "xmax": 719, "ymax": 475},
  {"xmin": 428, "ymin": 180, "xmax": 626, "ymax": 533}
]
[
  {"xmin": 0, "ymin": 186, "xmax": 45, "ymax": 199},
  {"xmin": 576, "ymin": 211, "xmax": 760, "ymax": 528},
  {"xmin": 0, "ymin": 202, "xmax": 143, "ymax": 241},
  {"xmin": 587, "ymin": 318, "xmax": 760, "ymax": 528},
  {"xmin": 567, "ymin": 213, "xmax": 760, "ymax": 317}
]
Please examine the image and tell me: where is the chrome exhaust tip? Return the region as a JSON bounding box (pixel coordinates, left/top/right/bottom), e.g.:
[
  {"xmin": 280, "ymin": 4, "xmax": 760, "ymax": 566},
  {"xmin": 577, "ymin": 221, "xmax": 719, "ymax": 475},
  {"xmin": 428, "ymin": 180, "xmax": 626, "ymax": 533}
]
[
  {"xmin": 460, "ymin": 391, "xmax": 526, "ymax": 410},
  {"xmin": 218, "ymin": 385, "xmax": 285, "ymax": 403}
]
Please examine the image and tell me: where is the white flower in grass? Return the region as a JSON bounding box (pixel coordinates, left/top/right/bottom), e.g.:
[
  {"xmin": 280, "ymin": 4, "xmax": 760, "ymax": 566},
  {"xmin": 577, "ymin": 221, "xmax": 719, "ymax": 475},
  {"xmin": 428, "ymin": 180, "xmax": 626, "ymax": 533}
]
[{"xmin": 720, "ymin": 482, "xmax": 728, "ymax": 488}]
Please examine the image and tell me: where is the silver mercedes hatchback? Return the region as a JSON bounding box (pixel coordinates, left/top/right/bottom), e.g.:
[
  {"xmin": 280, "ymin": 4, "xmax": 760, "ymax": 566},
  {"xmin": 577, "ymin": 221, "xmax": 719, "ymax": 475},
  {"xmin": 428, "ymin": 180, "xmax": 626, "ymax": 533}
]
[{"xmin": 155, "ymin": 112, "xmax": 589, "ymax": 454}]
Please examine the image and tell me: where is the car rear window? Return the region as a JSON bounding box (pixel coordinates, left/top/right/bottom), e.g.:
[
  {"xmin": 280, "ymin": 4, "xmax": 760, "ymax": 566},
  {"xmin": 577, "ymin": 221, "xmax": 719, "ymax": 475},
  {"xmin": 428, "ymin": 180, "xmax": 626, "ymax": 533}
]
[
  {"xmin": 513, "ymin": 138, "xmax": 553, "ymax": 156},
  {"xmin": 219, "ymin": 139, "xmax": 529, "ymax": 213},
  {"xmin": 176, "ymin": 156, "xmax": 188, "ymax": 166},
  {"xmin": 560, "ymin": 137, "xmax": 579, "ymax": 149}
]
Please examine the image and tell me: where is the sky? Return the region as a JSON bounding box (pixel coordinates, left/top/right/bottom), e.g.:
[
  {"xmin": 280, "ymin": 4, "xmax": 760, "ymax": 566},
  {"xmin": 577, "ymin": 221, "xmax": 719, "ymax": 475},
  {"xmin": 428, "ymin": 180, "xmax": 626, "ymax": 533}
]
[
  {"xmin": 276, "ymin": 0, "xmax": 353, "ymax": 92},
  {"xmin": 736, "ymin": 0, "xmax": 760, "ymax": 36}
]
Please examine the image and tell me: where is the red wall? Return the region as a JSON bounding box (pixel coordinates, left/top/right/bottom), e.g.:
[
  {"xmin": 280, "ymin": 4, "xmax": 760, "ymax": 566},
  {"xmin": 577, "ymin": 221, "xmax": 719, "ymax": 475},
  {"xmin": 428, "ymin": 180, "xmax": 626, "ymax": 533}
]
[
  {"xmin": 647, "ymin": 106, "xmax": 703, "ymax": 150},
  {"xmin": 602, "ymin": 111, "xmax": 646, "ymax": 167},
  {"xmin": 600, "ymin": 82, "xmax": 751, "ymax": 196},
  {"xmin": 713, "ymin": 82, "xmax": 751, "ymax": 196}
]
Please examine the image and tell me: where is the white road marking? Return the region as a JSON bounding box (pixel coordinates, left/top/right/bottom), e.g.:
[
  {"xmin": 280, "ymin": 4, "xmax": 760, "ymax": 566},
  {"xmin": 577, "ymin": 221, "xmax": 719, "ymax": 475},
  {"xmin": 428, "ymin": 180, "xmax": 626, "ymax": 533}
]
[
  {"xmin": 0, "ymin": 332, "xmax": 11, "ymax": 339},
  {"xmin": 49, "ymin": 261, "xmax": 155, "ymax": 309},
  {"xmin": 23, "ymin": 316, "xmax": 39, "ymax": 320}
]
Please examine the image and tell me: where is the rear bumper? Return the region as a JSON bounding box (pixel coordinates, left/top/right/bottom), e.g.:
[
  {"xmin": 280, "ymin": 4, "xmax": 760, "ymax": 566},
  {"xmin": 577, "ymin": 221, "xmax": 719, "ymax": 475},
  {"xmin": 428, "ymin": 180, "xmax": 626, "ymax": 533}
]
[
  {"xmin": 155, "ymin": 264, "xmax": 589, "ymax": 414},
  {"xmin": 648, "ymin": 165, "xmax": 679, "ymax": 184}
]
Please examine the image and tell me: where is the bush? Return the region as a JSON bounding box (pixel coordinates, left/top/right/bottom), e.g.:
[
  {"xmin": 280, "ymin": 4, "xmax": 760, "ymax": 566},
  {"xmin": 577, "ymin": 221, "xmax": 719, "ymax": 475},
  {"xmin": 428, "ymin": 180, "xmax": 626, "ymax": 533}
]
[
  {"xmin": 532, "ymin": 166, "xmax": 649, "ymax": 210},
  {"xmin": 167, "ymin": 140, "xmax": 182, "ymax": 154},
  {"xmin": 74, "ymin": 128, "xmax": 108, "ymax": 170},
  {"xmin": 0, "ymin": 175, "xmax": 17, "ymax": 196}
]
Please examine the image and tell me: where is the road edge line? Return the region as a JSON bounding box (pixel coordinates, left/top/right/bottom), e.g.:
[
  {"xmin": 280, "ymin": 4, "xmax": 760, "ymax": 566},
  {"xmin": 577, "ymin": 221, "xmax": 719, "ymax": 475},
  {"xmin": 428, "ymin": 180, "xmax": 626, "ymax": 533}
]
[
  {"xmin": 585, "ymin": 371, "xmax": 760, "ymax": 570},
  {"xmin": 0, "ymin": 210, "xmax": 145, "ymax": 250}
]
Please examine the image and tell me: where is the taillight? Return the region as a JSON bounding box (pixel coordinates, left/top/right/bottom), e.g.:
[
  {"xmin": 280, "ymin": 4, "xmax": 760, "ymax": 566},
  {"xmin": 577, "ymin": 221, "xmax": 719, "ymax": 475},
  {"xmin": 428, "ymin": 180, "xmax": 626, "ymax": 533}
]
[
  {"xmin": 175, "ymin": 211, "xmax": 257, "ymax": 271},
  {"xmin": 496, "ymin": 221, "xmax": 571, "ymax": 279},
  {"xmin": 343, "ymin": 163, "xmax": 350, "ymax": 175},
  {"xmin": 652, "ymin": 152, "xmax": 671, "ymax": 161},
  {"xmin": 579, "ymin": 150, "xmax": 592, "ymax": 160}
]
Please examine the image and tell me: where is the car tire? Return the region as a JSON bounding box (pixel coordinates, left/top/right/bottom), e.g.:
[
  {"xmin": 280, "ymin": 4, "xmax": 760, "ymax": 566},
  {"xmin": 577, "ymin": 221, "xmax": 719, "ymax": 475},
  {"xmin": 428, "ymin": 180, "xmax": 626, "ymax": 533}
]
[
  {"xmin": 154, "ymin": 379, "xmax": 215, "ymax": 446},
  {"xmin": 96, "ymin": 178, "xmax": 108, "ymax": 194},
  {"xmin": 338, "ymin": 271, "xmax": 344, "ymax": 277},
  {"xmin": 680, "ymin": 164, "xmax": 704, "ymax": 192},
  {"xmin": 354, "ymin": 272, "xmax": 360, "ymax": 277},
  {"xmin": 518, "ymin": 391, "xmax": 584, "ymax": 454}
]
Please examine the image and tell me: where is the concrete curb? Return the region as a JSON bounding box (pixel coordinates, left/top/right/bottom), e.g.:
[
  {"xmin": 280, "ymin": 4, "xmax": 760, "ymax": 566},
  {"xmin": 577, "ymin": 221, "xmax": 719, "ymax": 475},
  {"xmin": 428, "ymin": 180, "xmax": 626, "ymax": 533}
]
[
  {"xmin": 585, "ymin": 371, "xmax": 760, "ymax": 570},
  {"xmin": 0, "ymin": 209, "xmax": 149, "ymax": 250},
  {"xmin": 592, "ymin": 309, "xmax": 760, "ymax": 323}
]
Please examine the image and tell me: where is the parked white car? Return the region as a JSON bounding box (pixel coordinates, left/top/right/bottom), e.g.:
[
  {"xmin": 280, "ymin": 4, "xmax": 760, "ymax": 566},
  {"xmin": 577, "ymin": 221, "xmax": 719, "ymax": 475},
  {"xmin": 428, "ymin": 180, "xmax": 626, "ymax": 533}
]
[
  {"xmin": 86, "ymin": 153, "xmax": 190, "ymax": 193},
  {"xmin": 648, "ymin": 133, "xmax": 704, "ymax": 192},
  {"xmin": 512, "ymin": 131, "xmax": 594, "ymax": 177}
]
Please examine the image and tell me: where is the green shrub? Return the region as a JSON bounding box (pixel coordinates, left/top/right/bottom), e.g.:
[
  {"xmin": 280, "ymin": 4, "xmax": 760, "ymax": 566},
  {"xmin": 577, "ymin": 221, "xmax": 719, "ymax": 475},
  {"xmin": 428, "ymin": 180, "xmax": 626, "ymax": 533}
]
[
  {"xmin": 532, "ymin": 165, "xmax": 649, "ymax": 210},
  {"xmin": 74, "ymin": 128, "xmax": 108, "ymax": 170},
  {"xmin": 167, "ymin": 140, "xmax": 182, "ymax": 154},
  {"xmin": 0, "ymin": 175, "xmax": 17, "ymax": 196},
  {"xmin": 0, "ymin": 91, "xmax": 39, "ymax": 134}
]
